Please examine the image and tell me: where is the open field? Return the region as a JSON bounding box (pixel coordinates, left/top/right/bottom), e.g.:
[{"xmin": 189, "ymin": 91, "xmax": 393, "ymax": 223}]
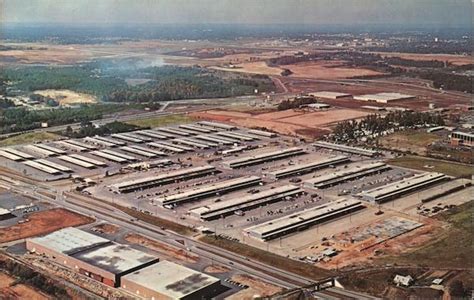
[
  {"xmin": 111, "ymin": 203, "xmax": 194, "ymax": 236},
  {"xmin": 381, "ymin": 201, "xmax": 473, "ymax": 269},
  {"xmin": 227, "ymin": 274, "xmax": 283, "ymax": 300},
  {"xmin": 211, "ymin": 61, "xmax": 283, "ymax": 76},
  {"xmin": 124, "ymin": 233, "xmax": 199, "ymax": 263},
  {"xmin": 91, "ymin": 223, "xmax": 119, "ymax": 235},
  {"xmin": 0, "ymin": 208, "xmax": 94, "ymax": 243},
  {"xmin": 34, "ymin": 89, "xmax": 97, "ymax": 105},
  {"xmin": 387, "ymin": 155, "xmax": 474, "ymax": 178},
  {"xmin": 125, "ymin": 114, "xmax": 195, "ymax": 128},
  {"xmin": 0, "ymin": 272, "xmax": 50, "ymax": 300},
  {"xmin": 378, "ymin": 130, "xmax": 441, "ymax": 155},
  {"xmin": 372, "ymin": 52, "xmax": 473, "ymax": 66},
  {"xmin": 0, "ymin": 132, "xmax": 61, "ymax": 147},
  {"xmin": 191, "ymin": 108, "xmax": 369, "ymax": 136},
  {"xmin": 286, "ymin": 60, "xmax": 385, "ymax": 79}
]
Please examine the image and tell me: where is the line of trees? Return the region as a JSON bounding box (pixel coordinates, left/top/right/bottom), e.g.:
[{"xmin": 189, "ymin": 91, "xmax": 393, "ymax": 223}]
[{"xmin": 332, "ymin": 111, "xmax": 445, "ymax": 141}]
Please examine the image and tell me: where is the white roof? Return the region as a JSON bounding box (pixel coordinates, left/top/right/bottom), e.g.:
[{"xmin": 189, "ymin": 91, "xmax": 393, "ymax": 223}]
[
  {"xmin": 123, "ymin": 261, "xmax": 219, "ymax": 299},
  {"xmin": 72, "ymin": 243, "xmax": 158, "ymax": 274},
  {"xmin": 28, "ymin": 227, "xmax": 109, "ymax": 255}
]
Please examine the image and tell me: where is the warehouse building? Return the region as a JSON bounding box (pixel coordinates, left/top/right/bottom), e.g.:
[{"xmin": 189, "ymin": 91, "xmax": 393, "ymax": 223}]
[
  {"xmin": 121, "ymin": 261, "xmax": 221, "ymax": 300},
  {"xmin": 26, "ymin": 228, "xmax": 159, "ymax": 287},
  {"xmin": 111, "ymin": 133, "xmax": 143, "ymax": 143},
  {"xmin": 22, "ymin": 160, "xmax": 62, "ymax": 175},
  {"xmin": 450, "ymin": 131, "xmax": 474, "ymax": 147},
  {"xmin": 245, "ymin": 199, "xmax": 365, "ymax": 241},
  {"xmin": 93, "ymin": 136, "xmax": 126, "ymax": 146},
  {"xmin": 135, "ymin": 130, "xmax": 169, "ymax": 140},
  {"xmin": 2, "ymin": 148, "xmax": 35, "ymax": 160},
  {"xmin": 156, "ymin": 176, "xmax": 262, "ymax": 207},
  {"xmin": 179, "ymin": 124, "xmax": 214, "ymax": 133},
  {"xmin": 247, "ymin": 129, "xmax": 277, "ymax": 138},
  {"xmin": 264, "ymin": 156, "xmax": 349, "ymax": 180},
  {"xmin": 61, "ymin": 139, "xmax": 97, "ymax": 150},
  {"xmin": 23, "ymin": 145, "xmax": 58, "ymax": 157},
  {"xmin": 309, "ymin": 91, "xmax": 352, "ymax": 100},
  {"xmin": 110, "ymin": 165, "xmax": 217, "ymax": 193},
  {"xmin": 304, "ymin": 162, "xmax": 390, "ymax": 189},
  {"xmin": 313, "ymin": 141, "xmax": 379, "ymax": 157},
  {"xmin": 197, "ymin": 121, "xmax": 236, "ymax": 130},
  {"xmin": 223, "ymin": 147, "xmax": 305, "ymax": 169},
  {"xmin": 358, "ymin": 172, "xmax": 447, "ymax": 203},
  {"xmin": 148, "ymin": 142, "xmax": 186, "ymax": 153},
  {"xmin": 0, "ymin": 149, "xmax": 25, "ymax": 161},
  {"xmin": 353, "ymin": 92, "xmax": 416, "ymax": 103},
  {"xmin": 190, "ymin": 184, "xmax": 303, "ymax": 221},
  {"xmin": 84, "ymin": 137, "xmax": 117, "ymax": 148},
  {"xmin": 34, "ymin": 144, "xmax": 67, "ymax": 155},
  {"xmin": 216, "ymin": 131, "xmax": 257, "ymax": 141}
]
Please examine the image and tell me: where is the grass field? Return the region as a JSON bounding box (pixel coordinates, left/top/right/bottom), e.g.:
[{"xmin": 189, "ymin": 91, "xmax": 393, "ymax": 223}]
[
  {"xmin": 0, "ymin": 132, "xmax": 61, "ymax": 147},
  {"xmin": 200, "ymin": 235, "xmax": 333, "ymax": 281},
  {"xmin": 378, "ymin": 130, "xmax": 440, "ymax": 155},
  {"xmin": 381, "ymin": 201, "xmax": 473, "ymax": 269},
  {"xmin": 111, "ymin": 204, "xmax": 194, "ymax": 236},
  {"xmin": 387, "ymin": 155, "xmax": 474, "ymax": 178},
  {"xmin": 125, "ymin": 114, "xmax": 195, "ymax": 128}
]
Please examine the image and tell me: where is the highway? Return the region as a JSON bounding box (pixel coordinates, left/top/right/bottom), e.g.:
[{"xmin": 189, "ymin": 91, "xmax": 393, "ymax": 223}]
[{"xmin": 0, "ymin": 168, "xmax": 382, "ymax": 299}]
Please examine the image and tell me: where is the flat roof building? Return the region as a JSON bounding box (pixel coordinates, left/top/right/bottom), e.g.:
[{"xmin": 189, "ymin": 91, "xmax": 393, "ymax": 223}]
[
  {"xmin": 450, "ymin": 131, "xmax": 474, "ymax": 147},
  {"xmin": 264, "ymin": 156, "xmax": 349, "ymax": 180},
  {"xmin": 353, "ymin": 92, "xmax": 416, "ymax": 103},
  {"xmin": 358, "ymin": 172, "xmax": 447, "ymax": 203},
  {"xmin": 309, "ymin": 91, "xmax": 352, "ymax": 99},
  {"xmin": 156, "ymin": 176, "xmax": 262, "ymax": 206},
  {"xmin": 223, "ymin": 147, "xmax": 305, "ymax": 169},
  {"xmin": 313, "ymin": 141, "xmax": 379, "ymax": 157},
  {"xmin": 245, "ymin": 199, "xmax": 365, "ymax": 241},
  {"xmin": 26, "ymin": 228, "xmax": 159, "ymax": 288},
  {"xmin": 121, "ymin": 261, "xmax": 221, "ymax": 300}
]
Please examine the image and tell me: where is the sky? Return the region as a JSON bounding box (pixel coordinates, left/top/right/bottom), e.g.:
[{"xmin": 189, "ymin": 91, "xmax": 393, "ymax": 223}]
[{"xmin": 1, "ymin": 0, "xmax": 472, "ymax": 27}]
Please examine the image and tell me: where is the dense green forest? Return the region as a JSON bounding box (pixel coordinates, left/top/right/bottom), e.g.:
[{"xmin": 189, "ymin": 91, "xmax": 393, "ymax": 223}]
[
  {"xmin": 1, "ymin": 64, "xmax": 274, "ymax": 101},
  {"xmin": 0, "ymin": 103, "xmax": 146, "ymax": 134},
  {"xmin": 62, "ymin": 121, "xmax": 140, "ymax": 138}
]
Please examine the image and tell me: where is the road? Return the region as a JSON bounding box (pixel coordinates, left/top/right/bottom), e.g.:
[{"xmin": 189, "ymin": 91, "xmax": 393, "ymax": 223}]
[
  {"xmin": 0, "ymin": 167, "xmax": 387, "ymax": 299},
  {"xmin": 0, "ymin": 94, "xmax": 262, "ymax": 139}
]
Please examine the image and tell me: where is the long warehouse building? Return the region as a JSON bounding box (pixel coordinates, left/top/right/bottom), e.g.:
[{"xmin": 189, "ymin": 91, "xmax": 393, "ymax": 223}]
[
  {"xmin": 26, "ymin": 227, "xmax": 159, "ymax": 288},
  {"xmin": 245, "ymin": 199, "xmax": 365, "ymax": 241},
  {"xmin": 313, "ymin": 141, "xmax": 379, "ymax": 157},
  {"xmin": 22, "ymin": 160, "xmax": 62, "ymax": 175},
  {"xmin": 156, "ymin": 176, "xmax": 262, "ymax": 207},
  {"xmin": 197, "ymin": 121, "xmax": 236, "ymax": 130},
  {"xmin": 358, "ymin": 172, "xmax": 448, "ymax": 203},
  {"xmin": 110, "ymin": 165, "xmax": 217, "ymax": 193},
  {"xmin": 304, "ymin": 162, "xmax": 390, "ymax": 189},
  {"xmin": 35, "ymin": 144, "xmax": 67, "ymax": 155},
  {"xmin": 264, "ymin": 156, "xmax": 349, "ymax": 180},
  {"xmin": 223, "ymin": 147, "xmax": 305, "ymax": 169},
  {"xmin": 190, "ymin": 184, "xmax": 303, "ymax": 220}
]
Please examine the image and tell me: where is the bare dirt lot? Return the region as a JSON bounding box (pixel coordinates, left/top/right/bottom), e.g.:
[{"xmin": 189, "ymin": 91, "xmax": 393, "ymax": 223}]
[
  {"xmin": 33, "ymin": 89, "xmax": 97, "ymax": 105},
  {"xmin": 124, "ymin": 233, "xmax": 199, "ymax": 263},
  {"xmin": 226, "ymin": 274, "xmax": 283, "ymax": 300},
  {"xmin": 191, "ymin": 108, "xmax": 369, "ymax": 136},
  {"xmin": 286, "ymin": 60, "xmax": 385, "ymax": 79},
  {"xmin": 91, "ymin": 223, "xmax": 119, "ymax": 235},
  {"xmin": 203, "ymin": 264, "xmax": 231, "ymax": 274},
  {"xmin": 0, "ymin": 272, "xmax": 50, "ymax": 300},
  {"xmin": 0, "ymin": 208, "xmax": 94, "ymax": 243}
]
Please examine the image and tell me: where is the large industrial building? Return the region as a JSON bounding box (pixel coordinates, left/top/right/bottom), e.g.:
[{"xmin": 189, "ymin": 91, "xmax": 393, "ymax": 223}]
[
  {"xmin": 156, "ymin": 176, "xmax": 262, "ymax": 206},
  {"xmin": 189, "ymin": 184, "xmax": 303, "ymax": 220},
  {"xmin": 222, "ymin": 147, "xmax": 305, "ymax": 168},
  {"xmin": 121, "ymin": 261, "xmax": 221, "ymax": 300},
  {"xmin": 110, "ymin": 165, "xmax": 217, "ymax": 193},
  {"xmin": 358, "ymin": 172, "xmax": 447, "ymax": 203},
  {"xmin": 304, "ymin": 162, "xmax": 390, "ymax": 189},
  {"xmin": 353, "ymin": 92, "xmax": 416, "ymax": 103},
  {"xmin": 309, "ymin": 91, "xmax": 352, "ymax": 100},
  {"xmin": 313, "ymin": 141, "xmax": 379, "ymax": 157},
  {"xmin": 245, "ymin": 199, "xmax": 365, "ymax": 241},
  {"xmin": 26, "ymin": 228, "xmax": 159, "ymax": 287},
  {"xmin": 264, "ymin": 156, "xmax": 349, "ymax": 180}
]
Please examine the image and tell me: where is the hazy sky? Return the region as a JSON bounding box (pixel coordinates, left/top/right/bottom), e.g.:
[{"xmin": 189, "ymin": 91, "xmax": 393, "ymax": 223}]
[{"xmin": 1, "ymin": 0, "xmax": 472, "ymax": 27}]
